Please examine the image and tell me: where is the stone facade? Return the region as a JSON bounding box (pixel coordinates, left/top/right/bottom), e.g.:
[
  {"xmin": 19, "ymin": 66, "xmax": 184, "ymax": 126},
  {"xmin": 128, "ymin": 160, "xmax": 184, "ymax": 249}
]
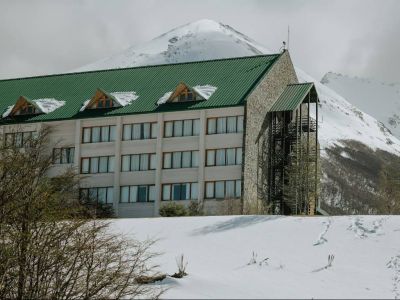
[{"xmin": 242, "ymin": 51, "xmax": 298, "ymax": 214}]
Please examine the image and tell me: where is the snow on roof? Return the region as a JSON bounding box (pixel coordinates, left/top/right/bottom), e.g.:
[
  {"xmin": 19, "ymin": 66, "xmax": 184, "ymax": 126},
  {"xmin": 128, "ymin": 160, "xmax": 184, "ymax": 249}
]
[
  {"xmin": 157, "ymin": 85, "xmax": 217, "ymax": 106},
  {"xmin": 2, "ymin": 98, "xmax": 65, "ymax": 118},
  {"xmin": 157, "ymin": 91, "xmax": 172, "ymax": 105},
  {"xmin": 80, "ymin": 91, "xmax": 139, "ymax": 111},
  {"xmin": 33, "ymin": 98, "xmax": 65, "ymax": 114},
  {"xmin": 110, "ymin": 91, "xmax": 139, "ymax": 106},
  {"xmin": 193, "ymin": 85, "xmax": 217, "ymax": 100}
]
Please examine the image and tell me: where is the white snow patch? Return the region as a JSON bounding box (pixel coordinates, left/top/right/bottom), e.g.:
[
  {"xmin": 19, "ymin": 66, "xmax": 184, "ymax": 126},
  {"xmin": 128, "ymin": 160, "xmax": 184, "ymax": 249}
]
[
  {"xmin": 110, "ymin": 91, "xmax": 139, "ymax": 106},
  {"xmin": 79, "ymin": 99, "xmax": 91, "ymax": 112},
  {"xmin": 33, "ymin": 98, "xmax": 65, "ymax": 114},
  {"xmin": 2, "ymin": 99, "xmax": 64, "ymax": 117},
  {"xmin": 109, "ymin": 215, "xmax": 399, "ymax": 299},
  {"xmin": 340, "ymin": 151, "xmax": 352, "ymax": 159},
  {"xmin": 157, "ymin": 91, "xmax": 172, "ymax": 105},
  {"xmin": 2, "ymin": 105, "xmax": 14, "ymax": 118},
  {"xmin": 193, "ymin": 85, "xmax": 217, "ymax": 100}
]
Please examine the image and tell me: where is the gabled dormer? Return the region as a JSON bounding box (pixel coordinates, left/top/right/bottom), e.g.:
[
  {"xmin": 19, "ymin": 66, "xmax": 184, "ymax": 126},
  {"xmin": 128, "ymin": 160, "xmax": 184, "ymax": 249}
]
[
  {"xmin": 157, "ymin": 82, "xmax": 217, "ymax": 105},
  {"xmin": 2, "ymin": 96, "xmax": 66, "ymax": 118},
  {"xmin": 8, "ymin": 96, "xmax": 41, "ymax": 116},
  {"xmin": 80, "ymin": 89, "xmax": 138, "ymax": 112}
]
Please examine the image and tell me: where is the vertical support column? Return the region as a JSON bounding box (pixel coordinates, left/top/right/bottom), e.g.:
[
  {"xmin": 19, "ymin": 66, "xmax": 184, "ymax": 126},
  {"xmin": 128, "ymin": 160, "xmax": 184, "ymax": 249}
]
[
  {"xmin": 307, "ymin": 93, "xmax": 311, "ymax": 215},
  {"xmin": 113, "ymin": 116, "xmax": 122, "ymax": 216},
  {"xmin": 198, "ymin": 110, "xmax": 206, "ymax": 205},
  {"xmin": 154, "ymin": 113, "xmax": 164, "ymax": 217},
  {"xmin": 74, "ymin": 119, "xmax": 81, "ymax": 172},
  {"xmin": 315, "ymin": 98, "xmax": 319, "ymax": 212}
]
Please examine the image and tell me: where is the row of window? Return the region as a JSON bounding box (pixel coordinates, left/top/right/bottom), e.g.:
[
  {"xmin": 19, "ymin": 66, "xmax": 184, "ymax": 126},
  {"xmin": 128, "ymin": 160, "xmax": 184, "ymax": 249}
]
[
  {"xmin": 80, "ymin": 187, "xmax": 114, "ymax": 204},
  {"xmin": 120, "ymin": 185, "xmax": 156, "ymax": 203},
  {"xmin": 121, "ymin": 153, "xmax": 157, "ymax": 172},
  {"xmin": 122, "ymin": 122, "xmax": 158, "ymax": 141},
  {"xmin": 207, "ymin": 116, "xmax": 244, "ymax": 135},
  {"xmin": 53, "ymin": 147, "xmax": 75, "ymax": 164},
  {"xmin": 80, "ymin": 116, "xmax": 243, "ymax": 144},
  {"xmin": 82, "ymin": 125, "xmax": 116, "ymax": 143},
  {"xmin": 81, "ymin": 156, "xmax": 115, "ymax": 174},
  {"xmin": 163, "ymin": 151, "xmax": 199, "ymax": 169},
  {"xmin": 164, "ymin": 119, "xmax": 200, "ymax": 137},
  {"xmin": 79, "ymin": 179, "xmax": 242, "ymax": 204},
  {"xmin": 4, "ymin": 131, "xmax": 37, "ymax": 148},
  {"xmin": 206, "ymin": 148, "xmax": 242, "ymax": 166}
]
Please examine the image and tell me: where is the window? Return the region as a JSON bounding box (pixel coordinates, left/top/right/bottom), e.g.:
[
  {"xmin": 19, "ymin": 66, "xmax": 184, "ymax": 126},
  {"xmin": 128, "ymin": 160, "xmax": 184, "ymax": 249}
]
[
  {"xmin": 95, "ymin": 97, "xmax": 114, "ymax": 109},
  {"xmin": 82, "ymin": 125, "xmax": 116, "ymax": 143},
  {"xmin": 53, "ymin": 147, "xmax": 75, "ymax": 164},
  {"xmin": 121, "ymin": 153, "xmax": 156, "ymax": 172},
  {"xmin": 177, "ymin": 88, "xmax": 197, "ymax": 102},
  {"xmin": 4, "ymin": 131, "xmax": 36, "ymax": 148},
  {"xmin": 204, "ymin": 180, "xmax": 242, "ymax": 199},
  {"xmin": 162, "ymin": 182, "xmax": 198, "ymax": 201},
  {"xmin": 163, "ymin": 151, "xmax": 199, "ymax": 169},
  {"xmin": 207, "ymin": 116, "xmax": 244, "ymax": 135},
  {"xmin": 81, "ymin": 156, "xmax": 114, "ymax": 174},
  {"xmin": 206, "ymin": 148, "xmax": 243, "ymax": 166},
  {"xmin": 80, "ymin": 187, "xmax": 113, "ymax": 204},
  {"xmin": 164, "ymin": 119, "xmax": 200, "ymax": 137},
  {"xmin": 122, "ymin": 122, "xmax": 157, "ymax": 141},
  {"xmin": 119, "ymin": 185, "xmax": 155, "ymax": 203}
]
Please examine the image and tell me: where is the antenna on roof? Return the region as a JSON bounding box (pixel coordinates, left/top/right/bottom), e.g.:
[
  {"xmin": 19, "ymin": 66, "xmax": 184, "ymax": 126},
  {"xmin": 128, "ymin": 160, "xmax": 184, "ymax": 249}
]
[{"xmin": 287, "ymin": 26, "xmax": 290, "ymax": 50}]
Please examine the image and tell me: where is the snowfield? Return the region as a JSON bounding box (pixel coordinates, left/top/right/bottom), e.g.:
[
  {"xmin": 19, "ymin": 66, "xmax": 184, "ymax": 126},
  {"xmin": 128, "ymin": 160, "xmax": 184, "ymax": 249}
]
[{"xmin": 111, "ymin": 215, "xmax": 400, "ymax": 299}]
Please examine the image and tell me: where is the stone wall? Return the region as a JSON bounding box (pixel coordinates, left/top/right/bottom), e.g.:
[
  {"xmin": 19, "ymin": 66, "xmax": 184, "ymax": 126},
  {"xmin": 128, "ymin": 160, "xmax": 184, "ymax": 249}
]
[{"xmin": 242, "ymin": 51, "xmax": 298, "ymax": 214}]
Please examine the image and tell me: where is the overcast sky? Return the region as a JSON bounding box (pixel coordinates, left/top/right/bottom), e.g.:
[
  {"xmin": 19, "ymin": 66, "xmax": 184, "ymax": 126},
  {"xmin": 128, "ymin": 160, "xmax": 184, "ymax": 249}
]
[{"xmin": 0, "ymin": 0, "xmax": 399, "ymax": 82}]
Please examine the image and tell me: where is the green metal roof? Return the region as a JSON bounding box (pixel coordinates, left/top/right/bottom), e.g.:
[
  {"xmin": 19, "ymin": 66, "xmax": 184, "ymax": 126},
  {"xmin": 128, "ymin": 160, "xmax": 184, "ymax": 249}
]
[
  {"xmin": 269, "ymin": 82, "xmax": 317, "ymax": 112},
  {"xmin": 0, "ymin": 54, "xmax": 281, "ymax": 124}
]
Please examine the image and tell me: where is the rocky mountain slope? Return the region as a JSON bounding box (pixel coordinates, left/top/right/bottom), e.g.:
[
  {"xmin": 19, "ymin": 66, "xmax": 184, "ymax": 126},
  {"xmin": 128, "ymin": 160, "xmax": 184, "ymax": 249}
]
[{"xmin": 74, "ymin": 19, "xmax": 400, "ymax": 214}]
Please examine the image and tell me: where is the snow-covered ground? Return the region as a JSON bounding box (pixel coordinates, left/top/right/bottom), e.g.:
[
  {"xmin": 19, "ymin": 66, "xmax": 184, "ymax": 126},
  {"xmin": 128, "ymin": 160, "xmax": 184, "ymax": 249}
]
[
  {"xmin": 111, "ymin": 215, "xmax": 400, "ymax": 299},
  {"xmin": 322, "ymin": 72, "xmax": 400, "ymax": 139},
  {"xmin": 72, "ymin": 19, "xmax": 400, "ymax": 156}
]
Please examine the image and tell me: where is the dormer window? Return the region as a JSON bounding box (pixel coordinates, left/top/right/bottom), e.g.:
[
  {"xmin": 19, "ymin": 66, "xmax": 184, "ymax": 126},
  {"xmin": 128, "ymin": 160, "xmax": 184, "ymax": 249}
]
[
  {"xmin": 157, "ymin": 83, "xmax": 217, "ymax": 106},
  {"xmin": 94, "ymin": 96, "xmax": 114, "ymax": 109},
  {"xmin": 80, "ymin": 89, "xmax": 138, "ymax": 112},
  {"xmin": 18, "ymin": 103, "xmax": 37, "ymax": 115}
]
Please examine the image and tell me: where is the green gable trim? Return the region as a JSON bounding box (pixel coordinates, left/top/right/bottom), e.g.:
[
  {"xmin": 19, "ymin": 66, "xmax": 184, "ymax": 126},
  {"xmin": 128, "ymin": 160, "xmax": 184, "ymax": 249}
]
[
  {"xmin": 0, "ymin": 54, "xmax": 281, "ymax": 125},
  {"xmin": 269, "ymin": 83, "xmax": 316, "ymax": 112}
]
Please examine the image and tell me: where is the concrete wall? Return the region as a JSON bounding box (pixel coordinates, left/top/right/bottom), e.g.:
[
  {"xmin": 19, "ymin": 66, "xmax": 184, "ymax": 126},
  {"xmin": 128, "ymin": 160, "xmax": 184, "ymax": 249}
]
[
  {"xmin": 243, "ymin": 51, "xmax": 298, "ymax": 214},
  {"xmin": 2, "ymin": 106, "xmax": 244, "ymax": 218}
]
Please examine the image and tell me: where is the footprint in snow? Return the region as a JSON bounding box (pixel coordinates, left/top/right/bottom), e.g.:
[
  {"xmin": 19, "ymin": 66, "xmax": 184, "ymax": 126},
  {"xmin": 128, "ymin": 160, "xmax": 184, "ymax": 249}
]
[
  {"xmin": 313, "ymin": 219, "xmax": 332, "ymax": 246},
  {"xmin": 347, "ymin": 217, "xmax": 386, "ymax": 239}
]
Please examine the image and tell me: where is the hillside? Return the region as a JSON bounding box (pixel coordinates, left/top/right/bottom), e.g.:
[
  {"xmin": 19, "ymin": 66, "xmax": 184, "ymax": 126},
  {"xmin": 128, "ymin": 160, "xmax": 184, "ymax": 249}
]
[
  {"xmin": 73, "ymin": 19, "xmax": 400, "ymax": 214},
  {"xmin": 321, "ymin": 72, "xmax": 400, "ymax": 139},
  {"xmin": 112, "ymin": 215, "xmax": 400, "ymax": 299}
]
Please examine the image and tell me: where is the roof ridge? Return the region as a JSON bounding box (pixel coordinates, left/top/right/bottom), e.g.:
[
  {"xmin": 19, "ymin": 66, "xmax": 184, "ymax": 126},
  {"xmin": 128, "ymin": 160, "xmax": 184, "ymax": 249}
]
[
  {"xmin": 287, "ymin": 82, "xmax": 313, "ymax": 86},
  {"xmin": 0, "ymin": 54, "xmax": 280, "ymax": 83}
]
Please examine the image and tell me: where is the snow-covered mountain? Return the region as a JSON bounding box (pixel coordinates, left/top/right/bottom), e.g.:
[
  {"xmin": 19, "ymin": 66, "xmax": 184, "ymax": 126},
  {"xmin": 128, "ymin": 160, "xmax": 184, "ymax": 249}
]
[
  {"xmin": 321, "ymin": 72, "xmax": 400, "ymax": 139},
  {"xmin": 75, "ymin": 19, "xmax": 400, "ymax": 156},
  {"xmin": 74, "ymin": 19, "xmax": 400, "ymax": 213}
]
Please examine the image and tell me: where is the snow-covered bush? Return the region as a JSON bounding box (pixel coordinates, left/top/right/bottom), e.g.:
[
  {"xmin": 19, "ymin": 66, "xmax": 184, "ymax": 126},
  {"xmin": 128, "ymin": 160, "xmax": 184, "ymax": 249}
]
[{"xmin": 159, "ymin": 202, "xmax": 188, "ymax": 217}]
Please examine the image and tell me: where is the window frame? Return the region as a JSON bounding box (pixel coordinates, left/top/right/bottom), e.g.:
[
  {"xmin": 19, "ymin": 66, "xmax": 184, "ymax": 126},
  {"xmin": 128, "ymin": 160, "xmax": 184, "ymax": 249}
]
[
  {"xmin": 120, "ymin": 153, "xmax": 157, "ymax": 172},
  {"xmin": 163, "ymin": 119, "xmax": 200, "ymax": 138},
  {"xmin": 122, "ymin": 122, "xmax": 157, "ymax": 141},
  {"xmin": 80, "ymin": 156, "xmax": 114, "ymax": 174},
  {"xmin": 206, "ymin": 147, "xmax": 243, "ymax": 167},
  {"xmin": 52, "ymin": 147, "xmax": 75, "ymax": 164},
  {"xmin": 162, "ymin": 182, "xmax": 198, "ymax": 201},
  {"xmin": 204, "ymin": 180, "xmax": 242, "ymax": 199},
  {"xmin": 82, "ymin": 125, "xmax": 116, "ymax": 144},
  {"xmin": 207, "ymin": 116, "xmax": 244, "ymax": 135},
  {"xmin": 80, "ymin": 186, "xmax": 114, "ymax": 204},
  {"xmin": 119, "ymin": 185, "xmax": 155, "ymax": 203},
  {"xmin": 162, "ymin": 150, "xmax": 199, "ymax": 169}
]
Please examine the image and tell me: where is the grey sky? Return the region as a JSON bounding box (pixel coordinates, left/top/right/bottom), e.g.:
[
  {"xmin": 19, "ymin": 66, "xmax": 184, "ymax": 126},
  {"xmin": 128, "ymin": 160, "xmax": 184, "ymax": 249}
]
[{"xmin": 0, "ymin": 0, "xmax": 399, "ymax": 82}]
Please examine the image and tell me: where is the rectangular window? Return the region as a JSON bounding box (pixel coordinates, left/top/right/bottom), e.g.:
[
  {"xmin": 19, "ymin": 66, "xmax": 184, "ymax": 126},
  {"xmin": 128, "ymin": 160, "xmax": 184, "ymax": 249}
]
[
  {"xmin": 183, "ymin": 119, "xmax": 193, "ymax": 136},
  {"xmin": 123, "ymin": 122, "xmax": 156, "ymax": 140},
  {"xmin": 163, "ymin": 153, "xmax": 172, "ymax": 169},
  {"xmin": 164, "ymin": 121, "xmax": 173, "ymax": 137},
  {"xmin": 206, "ymin": 182, "xmax": 214, "ymax": 199},
  {"xmin": 92, "ymin": 127, "xmax": 101, "ymax": 143},
  {"xmin": 174, "ymin": 120, "xmax": 183, "ymax": 137},
  {"xmin": 162, "ymin": 182, "xmax": 197, "ymax": 201},
  {"xmin": 82, "ymin": 126, "xmax": 115, "ymax": 143},
  {"xmin": 206, "ymin": 148, "xmax": 242, "ymax": 166},
  {"xmin": 4, "ymin": 131, "xmax": 36, "ymax": 148},
  {"xmin": 80, "ymin": 186, "xmax": 113, "ymax": 204},
  {"xmin": 207, "ymin": 116, "xmax": 244, "ymax": 135},
  {"xmin": 215, "ymin": 181, "xmax": 225, "ymax": 199},
  {"xmin": 205, "ymin": 180, "xmax": 242, "ymax": 199},
  {"xmin": 119, "ymin": 185, "xmax": 155, "ymax": 203},
  {"xmin": 164, "ymin": 119, "xmax": 200, "ymax": 137},
  {"xmin": 80, "ymin": 156, "xmax": 114, "ymax": 174},
  {"xmin": 123, "ymin": 124, "xmax": 132, "ymax": 140},
  {"xmin": 121, "ymin": 153, "xmax": 156, "ymax": 172},
  {"xmin": 207, "ymin": 118, "xmax": 216, "ymax": 134},
  {"xmin": 53, "ymin": 147, "xmax": 75, "ymax": 164},
  {"xmin": 164, "ymin": 151, "xmax": 199, "ymax": 169},
  {"xmin": 217, "ymin": 117, "xmax": 226, "ymax": 134}
]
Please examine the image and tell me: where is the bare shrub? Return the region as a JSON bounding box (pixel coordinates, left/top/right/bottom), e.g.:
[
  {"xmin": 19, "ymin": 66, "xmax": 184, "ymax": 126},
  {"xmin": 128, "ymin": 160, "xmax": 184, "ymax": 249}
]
[{"xmin": 171, "ymin": 254, "xmax": 188, "ymax": 278}]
